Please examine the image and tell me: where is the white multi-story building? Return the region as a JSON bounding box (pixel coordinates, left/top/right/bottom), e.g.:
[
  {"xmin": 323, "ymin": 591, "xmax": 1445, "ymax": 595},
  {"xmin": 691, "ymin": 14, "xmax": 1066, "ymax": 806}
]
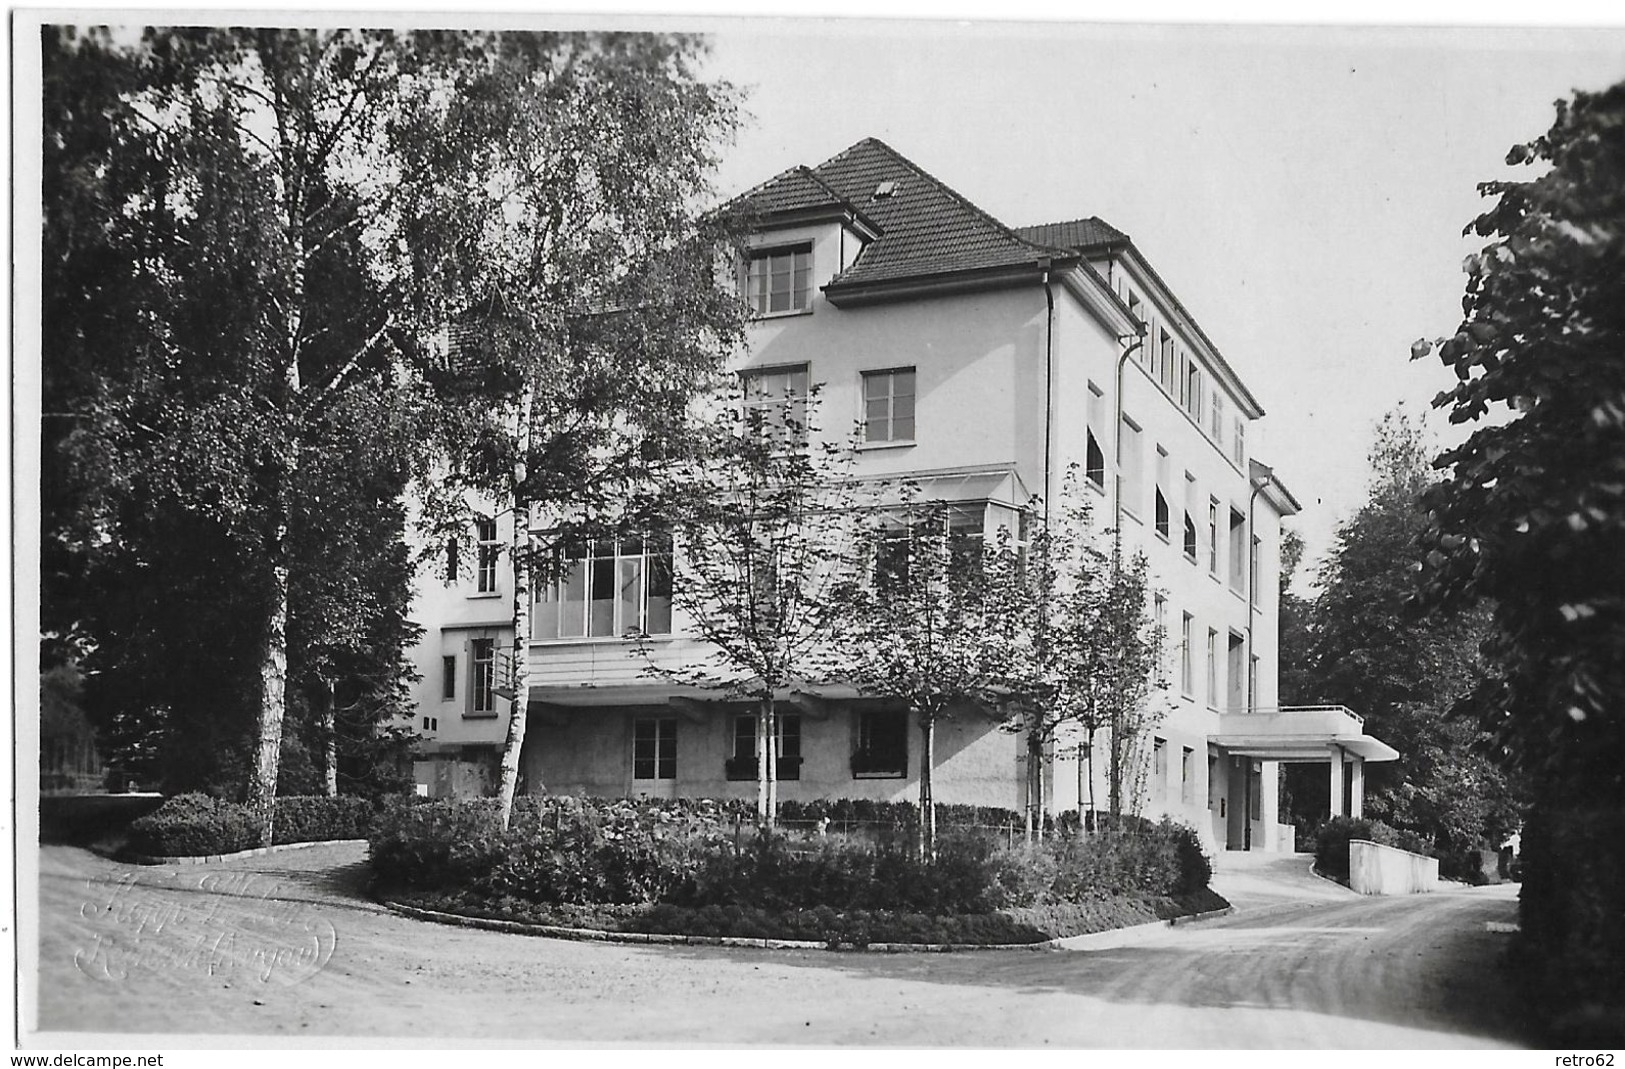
[{"xmin": 406, "ymin": 137, "xmax": 1395, "ymax": 852}]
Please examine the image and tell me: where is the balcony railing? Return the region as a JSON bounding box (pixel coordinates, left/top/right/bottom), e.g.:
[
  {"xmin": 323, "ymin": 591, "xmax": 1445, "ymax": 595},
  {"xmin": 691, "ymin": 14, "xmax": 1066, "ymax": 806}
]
[{"xmin": 1247, "ymin": 704, "xmax": 1365, "ymax": 727}]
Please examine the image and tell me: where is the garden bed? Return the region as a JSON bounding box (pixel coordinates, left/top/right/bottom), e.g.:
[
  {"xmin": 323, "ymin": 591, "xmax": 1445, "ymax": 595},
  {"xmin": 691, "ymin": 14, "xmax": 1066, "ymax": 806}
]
[
  {"xmin": 383, "ymin": 885, "xmax": 1230, "ymax": 948},
  {"xmin": 368, "ymin": 796, "xmax": 1226, "ymax": 949}
]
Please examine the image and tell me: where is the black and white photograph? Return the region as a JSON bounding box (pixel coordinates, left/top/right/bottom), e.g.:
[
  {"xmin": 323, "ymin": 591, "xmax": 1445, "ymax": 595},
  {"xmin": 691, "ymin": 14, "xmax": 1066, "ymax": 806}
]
[{"xmin": 16, "ymin": 3, "xmax": 1625, "ymax": 1055}]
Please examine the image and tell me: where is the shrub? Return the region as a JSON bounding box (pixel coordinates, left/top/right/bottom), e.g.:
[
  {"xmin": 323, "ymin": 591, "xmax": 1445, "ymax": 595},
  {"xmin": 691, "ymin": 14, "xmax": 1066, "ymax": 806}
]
[
  {"xmin": 1314, "ymin": 816, "xmax": 1435, "ymax": 882},
  {"xmin": 126, "ymin": 793, "xmax": 260, "ymax": 856},
  {"xmin": 368, "ymin": 796, "xmax": 1213, "ymax": 918},
  {"xmin": 272, "ymin": 796, "xmax": 377, "ymax": 844}
]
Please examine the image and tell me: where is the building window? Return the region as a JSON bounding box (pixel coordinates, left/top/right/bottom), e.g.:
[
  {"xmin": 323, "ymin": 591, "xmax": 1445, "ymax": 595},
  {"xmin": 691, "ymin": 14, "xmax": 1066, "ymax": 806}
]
[
  {"xmin": 470, "ymin": 637, "xmax": 496, "ymax": 716},
  {"xmin": 1158, "ymin": 329, "xmax": 1176, "ymax": 393},
  {"xmin": 1233, "ymin": 418, "xmax": 1247, "ymax": 467},
  {"xmin": 1229, "ymin": 508, "xmax": 1247, "ymax": 591},
  {"xmin": 1184, "ymin": 472, "xmax": 1199, "ymax": 561},
  {"xmin": 1153, "ymin": 737, "xmax": 1168, "ymax": 800},
  {"xmin": 862, "ymin": 367, "xmax": 916, "ymax": 443},
  {"xmin": 1181, "ymin": 613, "xmax": 1194, "ymax": 697},
  {"xmin": 1153, "ymin": 594, "xmax": 1169, "ymax": 686},
  {"xmin": 1207, "ymin": 628, "xmax": 1219, "ymax": 709},
  {"xmin": 872, "ymin": 506, "xmax": 985, "ymax": 595},
  {"xmin": 476, "ymin": 515, "xmax": 500, "ymax": 594},
  {"xmin": 1185, "ymin": 361, "xmax": 1204, "ymax": 424},
  {"xmin": 445, "ymin": 536, "xmax": 459, "ymax": 582},
  {"xmin": 421, "ymin": 716, "xmax": 438, "ymax": 731},
  {"xmin": 853, "ymin": 708, "xmax": 908, "ymax": 778},
  {"xmin": 1154, "ymin": 446, "xmax": 1170, "ymax": 539},
  {"xmin": 1182, "ymin": 747, "xmax": 1196, "ymax": 805},
  {"xmin": 727, "ymin": 713, "xmax": 802, "ymax": 781},
  {"xmin": 633, "ymin": 717, "xmax": 677, "ymax": 780},
  {"xmin": 746, "ymin": 244, "xmax": 812, "ymax": 315},
  {"xmin": 1208, "ymin": 498, "xmax": 1220, "ymax": 575},
  {"xmin": 742, "ymin": 363, "xmax": 810, "ymax": 445},
  {"xmin": 441, "ymin": 655, "xmax": 456, "ymax": 701},
  {"xmin": 1210, "ymin": 390, "xmax": 1225, "ymax": 442},
  {"xmin": 535, "ymin": 534, "xmax": 673, "ymax": 640},
  {"xmin": 1120, "ymin": 416, "xmax": 1143, "ymax": 518},
  {"xmin": 1228, "ymin": 632, "xmax": 1246, "ymax": 711},
  {"xmin": 1249, "ymin": 655, "xmax": 1260, "ymax": 714},
  {"xmin": 1086, "ymin": 383, "xmax": 1106, "ymax": 490}
]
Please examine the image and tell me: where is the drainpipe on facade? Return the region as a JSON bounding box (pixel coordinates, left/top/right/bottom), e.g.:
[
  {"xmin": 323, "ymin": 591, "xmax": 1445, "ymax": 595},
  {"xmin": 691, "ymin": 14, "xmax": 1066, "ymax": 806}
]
[
  {"xmin": 1240, "ymin": 465, "xmax": 1277, "ymax": 852},
  {"xmin": 1111, "ymin": 337, "xmax": 1149, "ymax": 536},
  {"xmin": 1035, "ymin": 261, "xmax": 1054, "ymax": 840},
  {"xmin": 1244, "ymin": 464, "xmax": 1277, "ymax": 715}
]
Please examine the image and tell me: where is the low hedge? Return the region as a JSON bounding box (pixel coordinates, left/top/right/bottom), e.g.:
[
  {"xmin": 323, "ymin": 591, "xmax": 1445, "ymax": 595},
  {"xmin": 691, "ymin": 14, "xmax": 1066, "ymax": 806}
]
[
  {"xmin": 126, "ymin": 793, "xmax": 260, "ymax": 857},
  {"xmin": 125, "ymin": 793, "xmax": 382, "ymax": 857},
  {"xmin": 369, "ymin": 796, "xmax": 1214, "ymax": 916},
  {"xmin": 388, "ymin": 885, "xmax": 1231, "ymax": 948}
]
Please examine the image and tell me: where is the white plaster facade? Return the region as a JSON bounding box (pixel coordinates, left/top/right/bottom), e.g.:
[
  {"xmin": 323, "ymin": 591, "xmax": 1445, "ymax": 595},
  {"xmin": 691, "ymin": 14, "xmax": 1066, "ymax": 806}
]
[{"xmin": 404, "ymin": 139, "xmax": 1395, "ymax": 851}]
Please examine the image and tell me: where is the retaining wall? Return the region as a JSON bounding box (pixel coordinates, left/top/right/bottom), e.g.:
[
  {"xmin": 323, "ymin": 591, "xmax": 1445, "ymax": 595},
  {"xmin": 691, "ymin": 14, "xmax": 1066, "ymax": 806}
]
[{"xmin": 1349, "ymin": 838, "xmax": 1438, "ymax": 895}]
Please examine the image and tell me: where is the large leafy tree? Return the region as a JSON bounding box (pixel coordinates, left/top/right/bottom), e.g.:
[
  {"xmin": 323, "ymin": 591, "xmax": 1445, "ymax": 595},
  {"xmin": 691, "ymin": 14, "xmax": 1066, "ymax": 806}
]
[
  {"xmin": 1412, "ymin": 83, "xmax": 1625, "ymax": 1042},
  {"xmin": 387, "ymin": 31, "xmax": 747, "ymax": 828},
  {"xmin": 42, "ymin": 28, "xmax": 428, "ymax": 828},
  {"xmin": 1413, "ymin": 84, "xmax": 1625, "ymax": 804},
  {"xmin": 1282, "ymin": 410, "xmax": 1522, "ymax": 852}
]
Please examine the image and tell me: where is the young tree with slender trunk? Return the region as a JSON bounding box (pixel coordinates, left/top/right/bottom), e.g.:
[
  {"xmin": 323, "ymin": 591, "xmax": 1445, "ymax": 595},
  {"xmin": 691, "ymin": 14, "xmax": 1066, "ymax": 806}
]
[
  {"xmin": 836, "ymin": 491, "xmax": 1025, "ymax": 858},
  {"xmin": 642, "ymin": 390, "xmax": 863, "ymax": 828},
  {"xmin": 1001, "ymin": 473, "xmax": 1166, "ymax": 832}
]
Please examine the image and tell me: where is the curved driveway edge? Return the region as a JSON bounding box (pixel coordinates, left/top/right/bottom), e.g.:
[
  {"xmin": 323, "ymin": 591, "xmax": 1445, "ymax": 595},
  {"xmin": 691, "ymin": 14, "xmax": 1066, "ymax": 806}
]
[
  {"xmin": 380, "ymin": 896, "xmax": 1235, "ymax": 953},
  {"xmin": 131, "ymin": 837, "xmax": 370, "ymax": 866}
]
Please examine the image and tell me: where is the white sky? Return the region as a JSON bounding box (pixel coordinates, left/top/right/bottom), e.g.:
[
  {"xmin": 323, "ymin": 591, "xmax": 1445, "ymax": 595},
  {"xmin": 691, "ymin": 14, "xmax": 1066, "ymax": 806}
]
[
  {"xmin": 692, "ymin": 17, "xmax": 1625, "ymax": 577},
  {"xmin": 17, "ymin": 5, "xmax": 1625, "ymax": 578}
]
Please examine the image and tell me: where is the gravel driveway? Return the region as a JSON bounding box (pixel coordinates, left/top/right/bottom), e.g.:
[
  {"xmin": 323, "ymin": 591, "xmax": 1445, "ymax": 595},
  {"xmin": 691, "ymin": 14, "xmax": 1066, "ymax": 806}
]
[{"xmin": 29, "ymin": 841, "xmax": 1530, "ymax": 1047}]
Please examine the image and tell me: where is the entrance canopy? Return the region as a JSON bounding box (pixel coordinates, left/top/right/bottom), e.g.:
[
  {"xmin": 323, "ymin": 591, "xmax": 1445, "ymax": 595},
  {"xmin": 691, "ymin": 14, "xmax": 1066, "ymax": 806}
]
[{"xmin": 1212, "ymin": 705, "xmax": 1399, "ymax": 763}]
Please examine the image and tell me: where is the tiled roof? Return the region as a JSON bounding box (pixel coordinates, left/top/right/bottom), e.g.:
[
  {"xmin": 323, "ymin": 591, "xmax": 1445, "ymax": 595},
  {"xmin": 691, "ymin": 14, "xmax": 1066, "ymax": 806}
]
[
  {"xmin": 730, "ymin": 138, "xmax": 1075, "ymax": 292},
  {"xmin": 1012, "ymin": 217, "xmax": 1130, "ymax": 252},
  {"xmin": 728, "ymin": 164, "xmax": 846, "ymax": 218},
  {"xmin": 813, "ymin": 138, "xmax": 1072, "ymax": 289}
]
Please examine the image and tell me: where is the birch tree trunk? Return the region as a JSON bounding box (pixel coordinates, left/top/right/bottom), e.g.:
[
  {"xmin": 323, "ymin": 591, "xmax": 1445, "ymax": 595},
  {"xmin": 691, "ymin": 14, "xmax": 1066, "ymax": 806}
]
[
  {"xmin": 756, "ymin": 699, "xmax": 770, "ymax": 828},
  {"xmin": 497, "ymin": 382, "xmax": 535, "ymax": 830},
  {"xmin": 249, "ymin": 555, "xmax": 290, "ymax": 845},
  {"xmin": 317, "ymin": 677, "xmax": 337, "ymax": 797}
]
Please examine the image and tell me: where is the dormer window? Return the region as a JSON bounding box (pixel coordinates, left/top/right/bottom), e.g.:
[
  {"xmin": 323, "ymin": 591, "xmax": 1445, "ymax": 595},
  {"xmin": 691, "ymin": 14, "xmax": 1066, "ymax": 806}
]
[{"xmin": 747, "ymin": 243, "xmax": 812, "ymax": 315}]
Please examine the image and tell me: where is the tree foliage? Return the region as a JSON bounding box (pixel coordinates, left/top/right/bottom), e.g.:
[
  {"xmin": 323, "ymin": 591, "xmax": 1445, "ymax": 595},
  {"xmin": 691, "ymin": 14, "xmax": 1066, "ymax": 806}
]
[
  {"xmin": 837, "ymin": 489, "xmax": 1024, "ymax": 857},
  {"xmin": 1412, "ymin": 84, "xmax": 1625, "ymax": 807},
  {"xmin": 42, "ymin": 28, "xmax": 423, "ymax": 814},
  {"xmin": 1281, "ymin": 410, "xmax": 1523, "ymax": 851},
  {"xmin": 644, "ymin": 392, "xmax": 863, "ymax": 826},
  {"xmin": 385, "ymin": 31, "xmax": 746, "ymax": 827},
  {"xmin": 1000, "ymin": 476, "xmax": 1166, "ymax": 826}
]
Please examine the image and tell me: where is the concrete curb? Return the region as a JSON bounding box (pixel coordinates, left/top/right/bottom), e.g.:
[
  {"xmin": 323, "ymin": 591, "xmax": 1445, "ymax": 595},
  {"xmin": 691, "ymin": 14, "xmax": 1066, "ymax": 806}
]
[
  {"xmin": 131, "ymin": 838, "xmax": 369, "ymax": 866},
  {"xmin": 379, "ymin": 896, "xmax": 1236, "ymax": 954}
]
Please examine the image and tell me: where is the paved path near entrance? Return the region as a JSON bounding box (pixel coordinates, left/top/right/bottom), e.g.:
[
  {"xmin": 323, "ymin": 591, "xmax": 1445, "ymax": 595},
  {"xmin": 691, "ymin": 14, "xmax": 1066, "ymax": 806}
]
[{"xmin": 30, "ymin": 842, "xmax": 1531, "ymax": 1047}]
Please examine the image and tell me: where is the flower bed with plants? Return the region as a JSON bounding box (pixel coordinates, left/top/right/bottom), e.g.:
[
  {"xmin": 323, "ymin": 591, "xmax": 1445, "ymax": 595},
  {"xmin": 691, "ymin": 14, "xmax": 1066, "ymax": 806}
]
[{"xmin": 369, "ymin": 796, "xmax": 1226, "ymax": 947}]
